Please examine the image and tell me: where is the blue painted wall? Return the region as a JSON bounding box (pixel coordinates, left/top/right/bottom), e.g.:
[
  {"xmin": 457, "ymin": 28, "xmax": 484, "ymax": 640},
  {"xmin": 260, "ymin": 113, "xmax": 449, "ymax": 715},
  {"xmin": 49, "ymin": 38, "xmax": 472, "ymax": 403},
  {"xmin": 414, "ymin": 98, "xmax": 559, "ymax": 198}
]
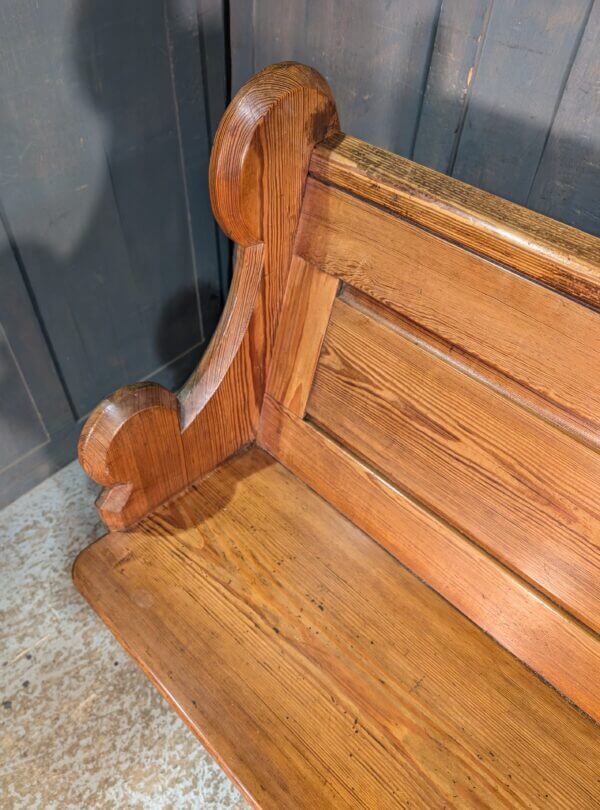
[
  {"xmin": 231, "ymin": 0, "xmax": 600, "ymax": 233},
  {"xmin": 0, "ymin": 0, "xmax": 228, "ymax": 505},
  {"xmin": 2, "ymin": 0, "xmax": 599, "ymax": 506}
]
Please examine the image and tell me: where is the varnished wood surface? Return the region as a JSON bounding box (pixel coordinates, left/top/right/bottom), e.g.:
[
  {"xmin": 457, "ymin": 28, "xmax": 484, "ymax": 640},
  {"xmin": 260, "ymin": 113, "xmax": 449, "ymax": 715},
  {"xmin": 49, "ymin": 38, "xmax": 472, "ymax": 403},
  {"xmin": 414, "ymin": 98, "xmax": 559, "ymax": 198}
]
[
  {"xmin": 179, "ymin": 243, "xmax": 264, "ymax": 428},
  {"xmin": 308, "ymin": 297, "xmax": 600, "ymax": 634},
  {"xmin": 310, "ymin": 133, "xmax": 600, "ymax": 307},
  {"xmin": 74, "ymin": 62, "xmax": 600, "ymax": 797},
  {"xmin": 265, "ymin": 256, "xmax": 339, "ymax": 417},
  {"xmin": 77, "ymin": 245, "xmax": 264, "ymax": 530},
  {"xmin": 78, "ymin": 383, "xmax": 188, "ymax": 531},
  {"xmin": 209, "ymin": 61, "xmax": 338, "ymax": 373},
  {"xmin": 77, "ymin": 62, "xmax": 338, "ymax": 529},
  {"xmin": 259, "ymin": 396, "xmax": 600, "ymax": 722},
  {"xmin": 74, "ymin": 448, "xmax": 600, "ymax": 809},
  {"xmin": 296, "ymin": 179, "xmax": 600, "ymax": 445}
]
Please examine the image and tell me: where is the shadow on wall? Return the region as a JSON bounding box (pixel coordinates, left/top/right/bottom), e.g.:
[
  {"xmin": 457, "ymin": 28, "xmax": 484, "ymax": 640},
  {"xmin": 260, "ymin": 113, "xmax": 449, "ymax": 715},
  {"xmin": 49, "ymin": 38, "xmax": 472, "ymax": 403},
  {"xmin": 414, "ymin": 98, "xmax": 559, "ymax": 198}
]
[
  {"xmin": 409, "ymin": 98, "xmax": 600, "ymax": 235},
  {"xmin": 237, "ymin": 0, "xmax": 599, "ymax": 238},
  {"xmin": 0, "ymin": 0, "xmax": 228, "ymax": 477},
  {"xmin": 318, "ymin": 80, "xmax": 600, "ymax": 236},
  {"xmin": 1, "ymin": 0, "xmax": 599, "ymax": 501}
]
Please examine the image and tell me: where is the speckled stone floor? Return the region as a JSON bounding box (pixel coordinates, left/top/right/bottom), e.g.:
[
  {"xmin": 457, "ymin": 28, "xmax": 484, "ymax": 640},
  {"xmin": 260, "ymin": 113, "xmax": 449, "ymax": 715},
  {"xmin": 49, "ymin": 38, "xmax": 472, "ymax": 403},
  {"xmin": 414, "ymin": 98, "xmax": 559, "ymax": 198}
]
[{"xmin": 0, "ymin": 461, "xmax": 247, "ymax": 809}]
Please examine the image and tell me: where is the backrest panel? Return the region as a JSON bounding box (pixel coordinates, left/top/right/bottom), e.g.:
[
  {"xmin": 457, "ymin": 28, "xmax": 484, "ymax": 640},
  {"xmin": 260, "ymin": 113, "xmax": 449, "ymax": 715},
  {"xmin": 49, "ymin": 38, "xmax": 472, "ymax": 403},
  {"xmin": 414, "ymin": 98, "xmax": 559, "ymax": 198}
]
[
  {"xmin": 296, "ymin": 178, "xmax": 600, "ymax": 446},
  {"xmin": 265, "ymin": 255, "xmax": 339, "ymax": 417},
  {"xmin": 259, "ymin": 131, "xmax": 600, "ymax": 716},
  {"xmin": 306, "ymin": 293, "xmax": 600, "ymax": 633}
]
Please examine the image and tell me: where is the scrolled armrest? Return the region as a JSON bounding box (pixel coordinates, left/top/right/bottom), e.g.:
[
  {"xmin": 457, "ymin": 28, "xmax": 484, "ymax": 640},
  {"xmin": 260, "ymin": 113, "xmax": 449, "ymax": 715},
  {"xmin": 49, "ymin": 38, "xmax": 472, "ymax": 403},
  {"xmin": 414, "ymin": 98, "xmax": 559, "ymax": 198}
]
[{"xmin": 78, "ymin": 62, "xmax": 338, "ymax": 529}]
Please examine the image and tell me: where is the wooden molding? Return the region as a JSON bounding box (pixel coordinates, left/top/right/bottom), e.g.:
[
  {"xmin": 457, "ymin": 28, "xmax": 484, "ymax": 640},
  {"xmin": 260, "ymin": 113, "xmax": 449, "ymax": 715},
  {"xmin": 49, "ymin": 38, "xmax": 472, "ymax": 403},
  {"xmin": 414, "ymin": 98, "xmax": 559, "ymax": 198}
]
[
  {"xmin": 297, "ymin": 178, "xmax": 600, "ymax": 447},
  {"xmin": 78, "ymin": 382, "xmax": 187, "ymax": 526},
  {"xmin": 311, "ymin": 133, "xmax": 600, "ymax": 308},
  {"xmin": 78, "ymin": 62, "xmax": 338, "ymax": 529}
]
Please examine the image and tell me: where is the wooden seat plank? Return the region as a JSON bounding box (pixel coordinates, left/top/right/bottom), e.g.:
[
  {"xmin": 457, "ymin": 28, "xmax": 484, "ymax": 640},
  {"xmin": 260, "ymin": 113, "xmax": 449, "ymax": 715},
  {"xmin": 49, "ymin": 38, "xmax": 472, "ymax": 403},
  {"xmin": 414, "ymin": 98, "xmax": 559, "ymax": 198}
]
[
  {"xmin": 74, "ymin": 448, "xmax": 600, "ymax": 809},
  {"xmin": 73, "ymin": 63, "xmax": 600, "ymax": 802},
  {"xmin": 259, "ymin": 396, "xmax": 600, "ymax": 722}
]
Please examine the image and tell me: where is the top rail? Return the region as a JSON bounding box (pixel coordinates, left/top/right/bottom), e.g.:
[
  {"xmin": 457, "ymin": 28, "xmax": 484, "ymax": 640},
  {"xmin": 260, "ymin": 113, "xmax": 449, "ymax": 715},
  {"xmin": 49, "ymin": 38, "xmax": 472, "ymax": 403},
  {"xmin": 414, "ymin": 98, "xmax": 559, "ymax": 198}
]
[{"xmin": 311, "ymin": 133, "xmax": 600, "ymax": 308}]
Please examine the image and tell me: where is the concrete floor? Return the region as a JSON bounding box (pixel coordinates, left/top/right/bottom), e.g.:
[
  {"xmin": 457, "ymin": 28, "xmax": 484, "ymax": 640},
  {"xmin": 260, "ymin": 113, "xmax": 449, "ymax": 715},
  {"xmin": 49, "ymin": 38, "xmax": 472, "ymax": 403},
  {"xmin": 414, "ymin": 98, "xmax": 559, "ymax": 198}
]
[{"xmin": 0, "ymin": 460, "xmax": 246, "ymax": 809}]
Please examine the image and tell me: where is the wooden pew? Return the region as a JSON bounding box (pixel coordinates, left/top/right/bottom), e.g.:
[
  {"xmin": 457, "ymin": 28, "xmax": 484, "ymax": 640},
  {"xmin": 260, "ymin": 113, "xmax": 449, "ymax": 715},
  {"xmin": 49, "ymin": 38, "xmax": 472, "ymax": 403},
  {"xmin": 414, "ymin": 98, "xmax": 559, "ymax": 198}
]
[{"xmin": 74, "ymin": 62, "xmax": 600, "ymax": 808}]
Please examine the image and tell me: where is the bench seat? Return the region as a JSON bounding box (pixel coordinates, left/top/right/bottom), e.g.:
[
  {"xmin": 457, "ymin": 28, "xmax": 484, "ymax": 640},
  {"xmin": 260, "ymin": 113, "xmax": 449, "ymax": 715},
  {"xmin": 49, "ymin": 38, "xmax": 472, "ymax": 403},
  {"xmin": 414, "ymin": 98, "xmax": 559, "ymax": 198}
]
[
  {"xmin": 74, "ymin": 63, "xmax": 600, "ymax": 804},
  {"xmin": 74, "ymin": 447, "xmax": 599, "ymax": 809}
]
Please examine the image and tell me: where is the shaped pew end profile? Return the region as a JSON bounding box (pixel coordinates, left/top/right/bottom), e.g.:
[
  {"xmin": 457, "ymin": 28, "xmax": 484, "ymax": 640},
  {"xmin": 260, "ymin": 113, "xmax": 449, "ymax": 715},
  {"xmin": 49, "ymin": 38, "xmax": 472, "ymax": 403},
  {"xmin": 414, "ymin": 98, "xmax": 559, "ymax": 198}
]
[{"xmin": 77, "ymin": 61, "xmax": 339, "ymax": 529}]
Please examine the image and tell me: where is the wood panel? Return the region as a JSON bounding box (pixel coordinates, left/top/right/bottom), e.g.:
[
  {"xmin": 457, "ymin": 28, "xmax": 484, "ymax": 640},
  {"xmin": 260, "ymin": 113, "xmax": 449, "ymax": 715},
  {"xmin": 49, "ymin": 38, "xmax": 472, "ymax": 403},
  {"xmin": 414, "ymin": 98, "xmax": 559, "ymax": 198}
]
[
  {"xmin": 307, "ymin": 297, "xmax": 600, "ymax": 633},
  {"xmin": 310, "ymin": 134, "xmax": 600, "ymax": 307},
  {"xmin": 0, "ymin": 323, "xmax": 47, "ymax": 471},
  {"xmin": 231, "ymin": 1, "xmax": 600, "ymax": 240},
  {"xmin": 528, "ymin": 0, "xmax": 600, "ymax": 235},
  {"xmin": 451, "ymin": 0, "xmax": 591, "ymax": 202},
  {"xmin": 0, "ymin": 214, "xmax": 80, "ymax": 507},
  {"xmin": 74, "ymin": 448, "xmax": 600, "ymax": 808},
  {"xmin": 296, "ymin": 179, "xmax": 600, "ymax": 445},
  {"xmin": 412, "ymin": 0, "xmax": 491, "ymax": 172},
  {"xmin": 229, "ymin": 0, "xmax": 442, "ymax": 155},
  {"xmin": 77, "ymin": 63, "xmax": 339, "ymax": 529},
  {"xmin": 0, "ymin": 0, "xmax": 229, "ymax": 507},
  {"xmin": 259, "ymin": 396, "xmax": 600, "ymax": 722},
  {"xmin": 0, "ymin": 0, "xmax": 220, "ymax": 418},
  {"xmin": 265, "ymin": 256, "xmax": 339, "ymax": 417},
  {"xmin": 166, "ymin": 0, "xmax": 230, "ymax": 328},
  {"xmin": 0, "ymin": 219, "xmax": 74, "ymax": 436}
]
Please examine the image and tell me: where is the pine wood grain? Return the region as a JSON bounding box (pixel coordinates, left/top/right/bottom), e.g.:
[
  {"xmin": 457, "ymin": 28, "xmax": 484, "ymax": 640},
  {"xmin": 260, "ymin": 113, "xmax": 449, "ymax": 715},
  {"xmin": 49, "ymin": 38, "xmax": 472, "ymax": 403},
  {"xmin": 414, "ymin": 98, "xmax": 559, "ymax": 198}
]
[
  {"xmin": 265, "ymin": 256, "xmax": 339, "ymax": 417},
  {"xmin": 209, "ymin": 61, "xmax": 339, "ymax": 374},
  {"xmin": 77, "ymin": 245, "xmax": 264, "ymax": 531},
  {"xmin": 310, "ymin": 133, "xmax": 600, "ymax": 307},
  {"xmin": 74, "ymin": 62, "xmax": 600, "ymax": 797},
  {"xmin": 179, "ymin": 242, "xmax": 264, "ymax": 426},
  {"xmin": 308, "ymin": 296, "xmax": 600, "ymax": 634},
  {"xmin": 78, "ymin": 382, "xmax": 187, "ymax": 530},
  {"xmin": 179, "ymin": 242, "xmax": 265, "ymax": 484},
  {"xmin": 77, "ymin": 63, "xmax": 338, "ymax": 529},
  {"xmin": 259, "ymin": 395, "xmax": 600, "ymax": 722},
  {"xmin": 296, "ymin": 178, "xmax": 600, "ymax": 445},
  {"xmin": 74, "ymin": 448, "xmax": 600, "ymax": 809}
]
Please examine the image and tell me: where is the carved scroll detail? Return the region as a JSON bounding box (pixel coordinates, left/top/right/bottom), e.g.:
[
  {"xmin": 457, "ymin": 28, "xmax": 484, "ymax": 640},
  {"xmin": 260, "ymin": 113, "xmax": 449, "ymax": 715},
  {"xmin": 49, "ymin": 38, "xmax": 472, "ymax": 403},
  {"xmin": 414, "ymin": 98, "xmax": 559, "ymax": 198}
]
[{"xmin": 78, "ymin": 62, "xmax": 339, "ymax": 530}]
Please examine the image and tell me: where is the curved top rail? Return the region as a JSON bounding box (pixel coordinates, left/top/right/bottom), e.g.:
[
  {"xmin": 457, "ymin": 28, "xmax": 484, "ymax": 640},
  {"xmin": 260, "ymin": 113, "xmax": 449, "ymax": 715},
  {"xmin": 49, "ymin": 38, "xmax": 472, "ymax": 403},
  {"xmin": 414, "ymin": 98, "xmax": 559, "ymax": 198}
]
[{"xmin": 210, "ymin": 61, "xmax": 338, "ymax": 246}]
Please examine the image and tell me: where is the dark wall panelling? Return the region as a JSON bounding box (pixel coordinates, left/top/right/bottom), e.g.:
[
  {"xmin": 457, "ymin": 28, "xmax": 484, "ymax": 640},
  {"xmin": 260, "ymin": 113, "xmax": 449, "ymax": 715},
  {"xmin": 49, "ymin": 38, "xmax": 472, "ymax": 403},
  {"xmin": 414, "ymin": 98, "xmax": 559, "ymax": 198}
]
[
  {"xmin": 0, "ymin": 0, "xmax": 228, "ymax": 509},
  {"xmin": 0, "ymin": 323, "xmax": 48, "ymax": 472},
  {"xmin": 412, "ymin": 0, "xmax": 492, "ymax": 173},
  {"xmin": 164, "ymin": 0, "xmax": 228, "ymax": 342},
  {"xmin": 449, "ymin": 0, "xmax": 592, "ymax": 203},
  {"xmin": 2, "ymin": 0, "xmax": 599, "ymax": 509},
  {"xmin": 528, "ymin": 0, "xmax": 600, "ymax": 231},
  {"xmin": 0, "ymin": 214, "xmax": 79, "ymax": 507},
  {"xmin": 230, "ymin": 0, "xmax": 445, "ymax": 155},
  {"xmin": 0, "ymin": 217, "xmax": 73, "ymax": 436},
  {"xmin": 194, "ymin": 0, "xmax": 232, "ymax": 299},
  {"xmin": 231, "ymin": 0, "xmax": 600, "ymax": 240}
]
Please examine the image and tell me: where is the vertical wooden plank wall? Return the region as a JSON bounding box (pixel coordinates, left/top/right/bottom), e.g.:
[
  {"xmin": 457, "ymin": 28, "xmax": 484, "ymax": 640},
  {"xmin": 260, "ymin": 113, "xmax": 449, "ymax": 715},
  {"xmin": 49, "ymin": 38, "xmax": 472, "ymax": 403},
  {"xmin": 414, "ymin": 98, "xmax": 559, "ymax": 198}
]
[
  {"xmin": 0, "ymin": 0, "xmax": 228, "ymax": 508},
  {"xmin": 230, "ymin": 0, "xmax": 600, "ymax": 235},
  {"xmin": 528, "ymin": 0, "xmax": 600, "ymax": 231},
  {"xmin": 2, "ymin": 0, "xmax": 599, "ymax": 508}
]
